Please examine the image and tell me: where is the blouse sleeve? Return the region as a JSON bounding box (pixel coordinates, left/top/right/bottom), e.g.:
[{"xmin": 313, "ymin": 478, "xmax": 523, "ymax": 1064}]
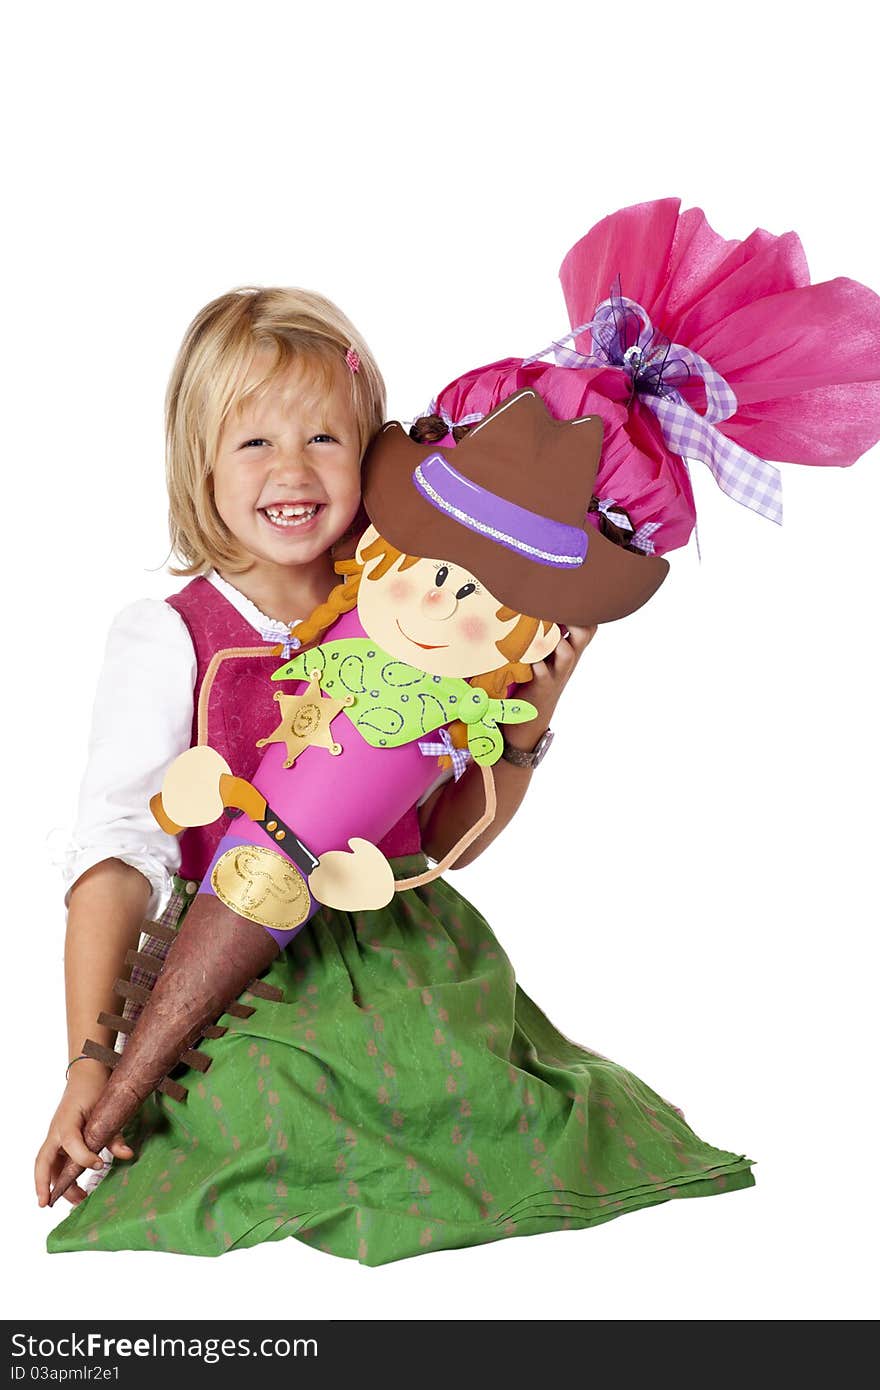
[{"xmin": 62, "ymin": 599, "xmax": 197, "ymax": 916}]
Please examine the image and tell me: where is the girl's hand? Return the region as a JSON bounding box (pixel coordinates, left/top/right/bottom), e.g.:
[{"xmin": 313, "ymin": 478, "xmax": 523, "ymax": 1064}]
[
  {"xmin": 504, "ymin": 624, "xmax": 597, "ymax": 751},
  {"xmin": 34, "ymin": 1058, "xmax": 134, "ymax": 1208}
]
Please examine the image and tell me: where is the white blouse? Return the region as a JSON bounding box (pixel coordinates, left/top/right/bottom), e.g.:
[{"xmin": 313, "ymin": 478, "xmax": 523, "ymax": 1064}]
[{"xmin": 62, "ymin": 572, "xmax": 299, "ymax": 916}]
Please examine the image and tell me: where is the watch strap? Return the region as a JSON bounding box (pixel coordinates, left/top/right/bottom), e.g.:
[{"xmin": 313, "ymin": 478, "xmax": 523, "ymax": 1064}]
[{"xmin": 501, "ymin": 727, "xmax": 554, "ymax": 770}]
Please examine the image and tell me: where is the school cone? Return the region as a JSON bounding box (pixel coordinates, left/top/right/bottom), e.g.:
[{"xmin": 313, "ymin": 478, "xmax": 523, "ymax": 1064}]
[
  {"xmin": 48, "ymin": 893, "xmax": 280, "ymax": 1207},
  {"xmin": 48, "ymin": 745, "xmax": 383, "ymax": 1208}
]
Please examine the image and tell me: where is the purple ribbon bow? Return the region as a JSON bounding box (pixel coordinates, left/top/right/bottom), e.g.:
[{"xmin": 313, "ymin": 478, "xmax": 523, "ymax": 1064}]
[
  {"xmin": 418, "ymin": 727, "xmax": 472, "ymax": 782},
  {"xmin": 595, "ymin": 496, "xmax": 662, "ymax": 556},
  {"xmin": 413, "ymin": 401, "xmax": 485, "ymax": 436},
  {"xmin": 261, "ymin": 626, "xmax": 301, "ymax": 659},
  {"xmin": 522, "ymin": 292, "xmax": 783, "ymax": 527}
]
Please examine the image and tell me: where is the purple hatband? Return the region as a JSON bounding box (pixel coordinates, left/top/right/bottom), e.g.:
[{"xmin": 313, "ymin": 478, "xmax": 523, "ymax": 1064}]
[{"xmin": 412, "ymin": 454, "xmax": 587, "ymax": 569}]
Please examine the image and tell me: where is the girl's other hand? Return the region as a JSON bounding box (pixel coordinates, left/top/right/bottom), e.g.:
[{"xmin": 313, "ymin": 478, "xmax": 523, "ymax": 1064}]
[
  {"xmin": 504, "ymin": 624, "xmax": 597, "ymax": 750},
  {"xmin": 34, "ymin": 1058, "xmax": 134, "ymax": 1208}
]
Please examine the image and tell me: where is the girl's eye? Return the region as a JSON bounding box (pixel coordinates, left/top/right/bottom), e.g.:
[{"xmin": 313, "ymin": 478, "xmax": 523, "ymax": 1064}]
[
  {"xmin": 435, "ymin": 565, "xmax": 449, "ymax": 587},
  {"xmin": 241, "ymin": 438, "xmax": 269, "ymax": 448},
  {"xmin": 455, "ymin": 582, "xmax": 477, "ymax": 600},
  {"xmin": 310, "ymin": 434, "xmax": 337, "ymax": 445}
]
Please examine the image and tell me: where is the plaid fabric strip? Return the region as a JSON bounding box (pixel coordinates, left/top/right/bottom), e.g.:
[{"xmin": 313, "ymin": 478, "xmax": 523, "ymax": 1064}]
[
  {"xmin": 523, "ymin": 295, "xmax": 784, "ymax": 527},
  {"xmin": 120, "ymin": 878, "xmax": 192, "ymax": 1038},
  {"xmin": 650, "ymin": 393, "xmax": 782, "ymax": 522},
  {"xmin": 522, "ymin": 333, "xmax": 595, "ymax": 370},
  {"xmin": 631, "ymin": 520, "xmax": 661, "ymax": 555}
]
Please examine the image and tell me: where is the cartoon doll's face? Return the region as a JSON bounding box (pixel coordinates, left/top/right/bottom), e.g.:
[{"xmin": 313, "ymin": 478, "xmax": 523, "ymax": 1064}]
[{"xmin": 355, "ymin": 525, "xmax": 560, "ymax": 678}]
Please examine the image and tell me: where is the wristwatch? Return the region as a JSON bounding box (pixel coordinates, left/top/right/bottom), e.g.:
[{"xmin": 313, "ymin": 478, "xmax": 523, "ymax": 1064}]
[{"xmin": 500, "ymin": 727, "xmax": 554, "ymax": 770}]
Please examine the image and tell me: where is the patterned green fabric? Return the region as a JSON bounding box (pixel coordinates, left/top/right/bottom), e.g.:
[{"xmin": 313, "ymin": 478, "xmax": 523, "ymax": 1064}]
[
  {"xmin": 47, "ymin": 862, "xmax": 754, "ymax": 1264},
  {"xmin": 272, "ymin": 639, "xmax": 537, "ymax": 765}
]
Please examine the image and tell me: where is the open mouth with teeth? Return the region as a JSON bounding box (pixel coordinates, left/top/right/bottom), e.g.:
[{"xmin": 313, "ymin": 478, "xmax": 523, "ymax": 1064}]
[{"xmin": 260, "ymin": 502, "xmax": 323, "ymax": 529}]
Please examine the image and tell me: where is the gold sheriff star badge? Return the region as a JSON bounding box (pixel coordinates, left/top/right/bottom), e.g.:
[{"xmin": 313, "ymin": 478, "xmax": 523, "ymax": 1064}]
[{"xmin": 256, "ymin": 669, "xmax": 354, "ymax": 769}]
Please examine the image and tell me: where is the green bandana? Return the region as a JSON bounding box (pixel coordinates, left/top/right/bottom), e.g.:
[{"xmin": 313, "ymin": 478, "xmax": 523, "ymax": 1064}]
[{"xmin": 272, "ymin": 639, "xmax": 537, "ymax": 766}]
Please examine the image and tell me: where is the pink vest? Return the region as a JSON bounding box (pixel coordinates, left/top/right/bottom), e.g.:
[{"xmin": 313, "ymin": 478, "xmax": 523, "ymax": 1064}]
[{"xmin": 166, "ymin": 578, "xmax": 421, "ymax": 881}]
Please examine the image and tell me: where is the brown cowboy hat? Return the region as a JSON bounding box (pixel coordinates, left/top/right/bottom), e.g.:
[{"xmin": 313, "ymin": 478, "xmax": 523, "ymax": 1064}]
[{"xmin": 362, "ymin": 389, "xmax": 668, "ymax": 627}]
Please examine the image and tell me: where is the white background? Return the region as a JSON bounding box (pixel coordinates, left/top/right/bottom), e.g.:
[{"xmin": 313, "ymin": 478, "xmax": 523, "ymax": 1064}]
[{"xmin": 5, "ymin": 0, "xmax": 878, "ymax": 1322}]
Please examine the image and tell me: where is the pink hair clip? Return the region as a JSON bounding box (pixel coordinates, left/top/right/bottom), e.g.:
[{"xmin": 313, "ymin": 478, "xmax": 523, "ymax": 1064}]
[{"xmin": 346, "ymin": 347, "xmax": 361, "ymax": 375}]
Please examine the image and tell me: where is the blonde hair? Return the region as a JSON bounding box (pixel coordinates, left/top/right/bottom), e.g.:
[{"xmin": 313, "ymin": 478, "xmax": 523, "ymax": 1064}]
[
  {"xmin": 297, "ymin": 534, "xmax": 553, "ymax": 752},
  {"xmin": 166, "ymin": 287, "xmax": 386, "ymax": 575}
]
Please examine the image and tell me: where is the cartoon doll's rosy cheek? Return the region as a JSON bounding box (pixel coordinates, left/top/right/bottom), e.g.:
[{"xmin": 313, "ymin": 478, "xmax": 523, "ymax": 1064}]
[
  {"xmin": 388, "ymin": 577, "xmax": 413, "ymax": 602},
  {"xmin": 459, "ymin": 615, "xmax": 488, "ymax": 644}
]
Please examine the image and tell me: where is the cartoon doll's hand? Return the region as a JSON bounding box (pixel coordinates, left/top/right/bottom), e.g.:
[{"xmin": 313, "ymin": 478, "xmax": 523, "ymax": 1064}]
[
  {"xmin": 35, "ymin": 1058, "xmax": 134, "ymax": 1208},
  {"xmin": 503, "ymin": 625, "xmax": 597, "ymax": 750},
  {"xmin": 309, "ymin": 838, "xmax": 396, "ymax": 911}
]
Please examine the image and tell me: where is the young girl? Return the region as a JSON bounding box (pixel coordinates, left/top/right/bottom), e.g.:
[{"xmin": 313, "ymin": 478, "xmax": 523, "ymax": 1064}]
[
  {"xmin": 35, "ymin": 287, "xmax": 594, "ymax": 1237},
  {"xmin": 40, "ymin": 297, "xmax": 759, "ymax": 1266}
]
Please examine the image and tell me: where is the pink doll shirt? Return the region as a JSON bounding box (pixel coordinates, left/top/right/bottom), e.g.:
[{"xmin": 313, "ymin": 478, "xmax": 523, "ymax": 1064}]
[{"xmin": 167, "ymin": 578, "xmax": 423, "ymax": 882}]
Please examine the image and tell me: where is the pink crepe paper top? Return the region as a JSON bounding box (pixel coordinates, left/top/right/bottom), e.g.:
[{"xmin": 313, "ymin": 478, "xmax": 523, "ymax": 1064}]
[{"xmin": 432, "ymin": 198, "xmax": 880, "ymax": 555}]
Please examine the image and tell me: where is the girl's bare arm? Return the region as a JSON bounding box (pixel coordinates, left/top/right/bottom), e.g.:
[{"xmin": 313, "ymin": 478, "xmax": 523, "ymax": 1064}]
[
  {"xmin": 35, "ymin": 859, "xmax": 149, "ymax": 1206},
  {"xmin": 63, "ymin": 860, "xmax": 150, "ymax": 1063}
]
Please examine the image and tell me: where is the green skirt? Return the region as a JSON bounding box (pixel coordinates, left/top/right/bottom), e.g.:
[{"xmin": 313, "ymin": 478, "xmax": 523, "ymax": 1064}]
[{"xmin": 48, "ymin": 859, "xmax": 754, "ymax": 1264}]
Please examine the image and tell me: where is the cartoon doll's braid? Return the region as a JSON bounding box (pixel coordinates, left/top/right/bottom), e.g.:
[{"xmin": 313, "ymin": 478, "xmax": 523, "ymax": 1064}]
[{"xmin": 294, "ymin": 567, "xmax": 360, "ymax": 646}]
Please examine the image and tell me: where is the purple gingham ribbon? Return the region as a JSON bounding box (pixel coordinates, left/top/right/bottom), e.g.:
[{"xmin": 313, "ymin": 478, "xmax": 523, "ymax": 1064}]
[
  {"xmin": 523, "ymin": 293, "xmax": 783, "ymax": 526},
  {"xmin": 260, "ymin": 625, "xmax": 301, "ymax": 659},
  {"xmin": 418, "ymin": 726, "xmax": 472, "ymax": 782},
  {"xmin": 630, "ymin": 520, "xmax": 661, "ymax": 554}
]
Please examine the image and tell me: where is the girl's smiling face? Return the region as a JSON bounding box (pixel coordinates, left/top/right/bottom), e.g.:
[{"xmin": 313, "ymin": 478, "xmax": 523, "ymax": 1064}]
[
  {"xmin": 355, "ymin": 526, "xmax": 560, "ymax": 678},
  {"xmin": 212, "ymin": 353, "xmax": 362, "ymax": 570}
]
